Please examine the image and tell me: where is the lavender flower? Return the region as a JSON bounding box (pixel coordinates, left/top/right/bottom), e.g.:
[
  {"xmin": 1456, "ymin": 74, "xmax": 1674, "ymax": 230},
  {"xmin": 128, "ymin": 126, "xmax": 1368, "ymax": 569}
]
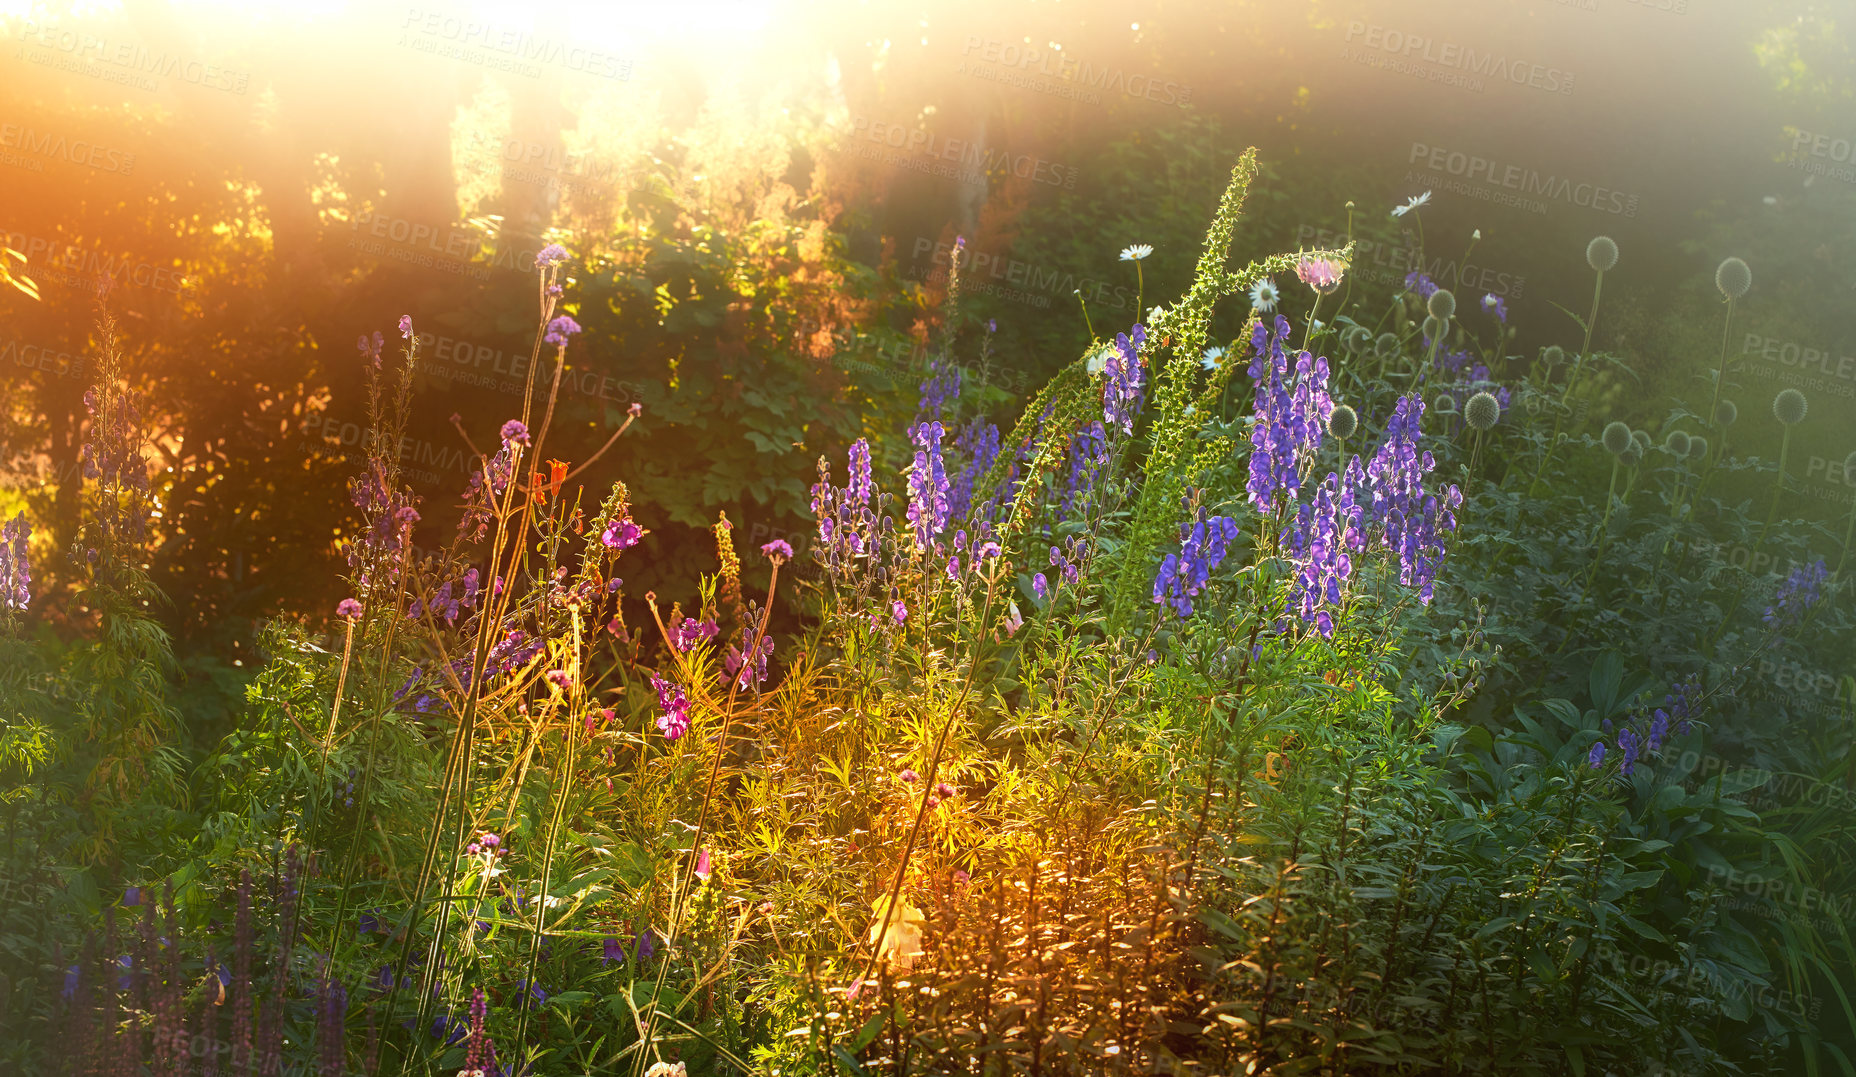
[
  {"xmin": 1295, "ymin": 255, "xmax": 1345, "ymax": 295},
  {"xmin": 918, "ymin": 356, "xmax": 963, "ymax": 420},
  {"xmin": 671, "ymin": 617, "xmax": 719, "ymax": 652},
  {"xmin": 1403, "ymin": 271, "xmax": 1440, "ymax": 300},
  {"xmin": 1246, "ymin": 316, "xmax": 1333, "ymax": 508},
  {"xmin": 1058, "ymin": 422, "xmax": 1110, "ymax": 522},
  {"xmin": 463, "ymin": 987, "xmax": 498, "ymax": 1076},
  {"xmin": 1102, "ymin": 325, "xmax": 1147, "ymax": 436},
  {"xmin": 1588, "ymin": 741, "xmax": 1605, "ymax": 768},
  {"xmin": 906, "ymin": 421, "xmax": 951, "ymax": 552},
  {"xmin": 1285, "ymin": 460, "xmax": 1365, "ymax": 637},
  {"xmin": 1152, "ymin": 515, "xmax": 1241, "ymax": 619},
  {"xmin": 650, "ymin": 674, "xmax": 691, "ymax": 739},
  {"xmin": 949, "ymin": 419, "xmax": 1002, "ymax": 523},
  {"xmin": 319, "ymin": 979, "xmax": 347, "ymax": 1077},
  {"xmin": 602, "ymin": 937, "xmax": 626, "ymax": 964},
  {"xmin": 1481, "ymin": 293, "xmax": 1508, "ymax": 323},
  {"xmin": 761, "ymin": 539, "xmax": 794, "ymax": 561},
  {"xmin": 544, "ymin": 315, "xmax": 582, "ymax": 348},
  {"xmin": 1763, "ymin": 557, "xmax": 1828, "ymax": 630},
  {"xmin": 398, "ymin": 315, "xmax": 413, "ymax": 339},
  {"xmin": 500, "ymin": 419, "xmax": 530, "ymax": 446},
  {"xmin": 356, "ymin": 331, "xmax": 384, "ymax": 366},
  {"xmin": 1, "ymin": 511, "xmax": 30, "ymax": 611},
  {"xmin": 724, "ymin": 635, "xmax": 774, "ymax": 690},
  {"xmin": 336, "ymin": 598, "xmax": 362, "ymax": 619},
  {"xmin": 1362, "ymin": 395, "xmax": 1463, "ymax": 604},
  {"xmin": 535, "ymin": 243, "xmax": 570, "ymax": 269}
]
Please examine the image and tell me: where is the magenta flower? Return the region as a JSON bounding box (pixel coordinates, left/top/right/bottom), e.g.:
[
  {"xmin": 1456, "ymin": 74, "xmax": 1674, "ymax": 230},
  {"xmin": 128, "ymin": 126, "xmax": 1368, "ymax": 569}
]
[
  {"xmin": 934, "ymin": 782, "xmax": 955, "ymax": 798},
  {"xmin": 761, "ymin": 538, "xmax": 794, "ymax": 561},
  {"xmin": 545, "ymin": 669, "xmax": 573, "ymax": 691},
  {"xmin": 500, "ymin": 419, "xmax": 530, "ymax": 446},
  {"xmin": 543, "ymin": 316, "xmax": 582, "ymax": 348},
  {"xmin": 601, "ymin": 517, "xmax": 643, "ymax": 550},
  {"xmin": 891, "ymin": 599, "xmax": 908, "ymax": 625},
  {"xmin": 535, "ymin": 243, "xmax": 570, "ymax": 269},
  {"xmin": 671, "ymin": 617, "xmax": 719, "ymax": 653},
  {"xmin": 356, "ymin": 331, "xmax": 384, "ymax": 366},
  {"xmin": 899, "ymin": 769, "xmax": 919, "ymax": 784},
  {"xmin": 398, "ymin": 314, "xmax": 413, "ymax": 339},
  {"xmin": 650, "ymin": 673, "xmax": 691, "ymax": 740},
  {"xmin": 2, "ymin": 511, "xmax": 32, "ymax": 611},
  {"xmin": 1295, "ymin": 256, "xmax": 1345, "ymax": 295},
  {"xmin": 694, "ymin": 848, "xmax": 712, "ymax": 882},
  {"xmin": 336, "ymin": 598, "xmax": 363, "ymax": 619}
]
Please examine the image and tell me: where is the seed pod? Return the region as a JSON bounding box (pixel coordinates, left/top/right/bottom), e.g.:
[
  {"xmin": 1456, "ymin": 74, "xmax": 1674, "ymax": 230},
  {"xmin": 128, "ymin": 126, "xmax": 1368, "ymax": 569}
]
[
  {"xmin": 1422, "ymin": 315, "xmax": 1446, "ymax": 341},
  {"xmin": 1543, "ymin": 345, "xmax": 1564, "ymax": 368},
  {"xmin": 1328, "ymin": 404, "xmax": 1358, "ymax": 439},
  {"xmin": 1465, "ymin": 392, "xmax": 1500, "ymax": 431},
  {"xmin": 1432, "ymin": 393, "xmax": 1458, "ymax": 415},
  {"xmin": 1601, "ymin": 421, "xmax": 1632, "ymax": 455},
  {"xmin": 1620, "ymin": 444, "xmax": 1643, "ymax": 469},
  {"xmin": 1587, "ymin": 236, "xmax": 1619, "ymax": 273},
  {"xmin": 1714, "ymin": 399, "xmax": 1737, "ymax": 428},
  {"xmin": 1773, "ymin": 388, "xmax": 1808, "ymax": 426},
  {"xmin": 1687, "ymin": 435, "xmax": 1709, "ymax": 461},
  {"xmin": 1631, "ymin": 429, "xmax": 1651, "ymax": 453},
  {"xmin": 1715, "ymin": 256, "xmax": 1751, "ymax": 300},
  {"xmin": 1427, "ymin": 288, "xmax": 1457, "ymax": 320},
  {"xmin": 1374, "ymin": 332, "xmax": 1399, "ymax": 358},
  {"xmin": 1663, "ymin": 430, "xmax": 1691, "ymax": 457}
]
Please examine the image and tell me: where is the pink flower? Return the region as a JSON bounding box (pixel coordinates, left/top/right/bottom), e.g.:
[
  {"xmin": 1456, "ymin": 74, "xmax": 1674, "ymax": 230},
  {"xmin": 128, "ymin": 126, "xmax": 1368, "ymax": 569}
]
[
  {"xmin": 500, "ymin": 420, "xmax": 529, "ymax": 446},
  {"xmin": 761, "ymin": 538, "xmax": 793, "ymax": 561},
  {"xmin": 601, "ymin": 518, "xmax": 643, "ymax": 550},
  {"xmin": 694, "ymin": 848, "xmax": 712, "ymax": 882},
  {"xmin": 337, "ymin": 598, "xmax": 363, "ymax": 619},
  {"xmin": 628, "ymin": 402, "xmax": 642, "ymax": 417},
  {"xmin": 899, "ymin": 769, "xmax": 918, "ymax": 784},
  {"xmin": 545, "ymin": 669, "xmax": 573, "ymax": 691},
  {"xmin": 398, "ymin": 314, "xmax": 413, "ymax": 339},
  {"xmin": 1294, "ymin": 256, "xmax": 1345, "ymax": 296}
]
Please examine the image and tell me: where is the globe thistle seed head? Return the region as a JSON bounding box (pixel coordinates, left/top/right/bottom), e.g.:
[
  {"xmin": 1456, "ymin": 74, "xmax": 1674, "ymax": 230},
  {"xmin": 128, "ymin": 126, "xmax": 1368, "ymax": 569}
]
[
  {"xmin": 1715, "ymin": 256, "xmax": 1751, "ymax": 300},
  {"xmin": 1427, "ymin": 288, "xmax": 1457, "ymax": 320},
  {"xmin": 1464, "ymin": 391, "xmax": 1501, "ymax": 431},
  {"xmin": 1543, "ymin": 345, "xmax": 1565, "ymax": 368},
  {"xmin": 1344, "ymin": 325, "xmax": 1372, "ymax": 353},
  {"xmin": 1422, "ymin": 315, "xmax": 1446, "ymax": 341},
  {"xmin": 1586, "ymin": 235, "xmax": 1619, "ymax": 273},
  {"xmin": 1714, "ymin": 399, "xmax": 1737, "ymax": 428},
  {"xmin": 1432, "ymin": 393, "xmax": 1458, "ymax": 415},
  {"xmin": 1327, "ymin": 404, "xmax": 1358, "ymax": 440},
  {"xmin": 1773, "ymin": 388, "xmax": 1808, "ymax": 426},
  {"xmin": 1620, "ymin": 444, "xmax": 1644, "ymax": 469},
  {"xmin": 1630, "ymin": 429, "xmax": 1651, "ymax": 453},
  {"xmin": 1687, "ymin": 435, "xmax": 1709, "ymax": 461},
  {"xmin": 1601, "ymin": 421, "xmax": 1633, "ymax": 455},
  {"xmin": 1662, "ymin": 429, "xmax": 1691, "ymax": 457},
  {"xmin": 1374, "ymin": 332, "xmax": 1398, "ymax": 358}
]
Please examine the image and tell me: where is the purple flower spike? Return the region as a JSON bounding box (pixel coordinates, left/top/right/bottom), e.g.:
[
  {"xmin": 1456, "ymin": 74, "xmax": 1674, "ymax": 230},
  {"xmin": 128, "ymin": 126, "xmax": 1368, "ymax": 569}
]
[
  {"xmin": 650, "ymin": 674, "xmax": 691, "ymax": 740},
  {"xmin": 500, "ymin": 419, "xmax": 530, "ymax": 446},
  {"xmin": 543, "ymin": 315, "xmax": 582, "ymax": 348},
  {"xmin": 761, "ymin": 538, "xmax": 794, "ymax": 561},
  {"xmin": 535, "ymin": 243, "xmax": 570, "ymax": 268}
]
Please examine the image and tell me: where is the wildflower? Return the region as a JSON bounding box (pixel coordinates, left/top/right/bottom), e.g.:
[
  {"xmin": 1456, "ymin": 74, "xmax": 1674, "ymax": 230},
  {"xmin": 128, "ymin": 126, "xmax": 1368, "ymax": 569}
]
[
  {"xmin": 948, "ymin": 419, "xmax": 1002, "ymax": 522},
  {"xmin": 1032, "ymin": 573, "xmax": 1049, "ymax": 601},
  {"xmin": 1361, "ymin": 395, "xmax": 1462, "ymax": 605},
  {"xmin": 1404, "ymin": 271, "xmax": 1440, "ymax": 299},
  {"xmin": 601, "ymin": 517, "xmax": 645, "ymax": 550},
  {"xmin": 1764, "ymin": 557, "xmax": 1828, "ymax": 630},
  {"xmin": 543, "ymin": 315, "xmax": 582, "ymax": 348},
  {"xmin": 906, "ymin": 421, "xmax": 951, "ymax": 552},
  {"xmin": 602, "ymin": 936, "xmax": 626, "ymax": 964},
  {"xmin": 0, "ymin": 512, "xmax": 31, "ymax": 612},
  {"xmin": 356, "ymin": 331, "xmax": 384, "ymax": 366},
  {"xmin": 917, "ymin": 356, "xmax": 963, "ymax": 419},
  {"xmin": 1773, "ymin": 388, "xmax": 1808, "ymax": 426},
  {"xmin": 1328, "ymin": 404, "xmax": 1358, "ymax": 440},
  {"xmin": 398, "ymin": 314, "xmax": 413, "ymax": 339},
  {"xmin": 891, "ymin": 599, "xmax": 908, "ymax": 624},
  {"xmin": 635, "ymin": 926, "xmax": 658, "ymax": 961},
  {"xmin": 1201, "ymin": 346, "xmax": 1226, "ymax": 371},
  {"xmin": 1586, "ymin": 235, "xmax": 1619, "ymax": 273},
  {"xmin": 1001, "ymin": 601, "xmax": 1024, "ymax": 637},
  {"xmin": 899, "ymin": 768, "xmax": 919, "ymax": 784},
  {"xmin": 545, "ymin": 669, "xmax": 573, "ymax": 691},
  {"xmin": 125, "ymin": 886, "xmax": 142, "ymax": 906},
  {"xmin": 1588, "ymin": 741, "xmax": 1605, "ymax": 768},
  {"xmin": 1481, "ymin": 293, "xmax": 1507, "ymax": 323},
  {"xmin": 926, "ymin": 796, "xmax": 941, "ymax": 809},
  {"xmin": 724, "ymin": 635, "xmax": 773, "ymax": 690},
  {"xmin": 1102, "ymin": 324, "xmax": 1148, "ymax": 435},
  {"xmin": 1617, "ymin": 727, "xmax": 1640, "ymax": 776},
  {"xmin": 650, "ymin": 674, "xmax": 692, "ymax": 739},
  {"xmin": 500, "ymin": 419, "xmax": 530, "ymax": 446},
  {"xmin": 535, "ymin": 243, "xmax": 570, "ymax": 268},
  {"xmin": 1427, "ymin": 289, "xmax": 1457, "ymax": 321},
  {"xmin": 1246, "ymin": 316, "xmax": 1332, "ymax": 508},
  {"xmin": 761, "ymin": 538, "xmax": 793, "ymax": 562},
  {"xmin": 953, "ymin": 870, "xmax": 970, "ymax": 886},
  {"xmin": 1464, "ymin": 392, "xmax": 1501, "ymax": 431},
  {"xmin": 644, "ymin": 1063, "xmax": 687, "ymax": 1077},
  {"xmin": 1249, "ymin": 278, "xmax": 1279, "ymax": 313},
  {"xmin": 1119, "ymin": 243, "xmax": 1153, "ymax": 261},
  {"xmin": 1715, "ymin": 256, "xmax": 1751, "ymax": 300},
  {"xmin": 1152, "ymin": 515, "xmax": 1241, "ymax": 619},
  {"xmin": 935, "ymin": 781, "xmax": 955, "ymax": 798},
  {"xmin": 868, "ymin": 895, "xmax": 928, "ymax": 971},
  {"xmin": 694, "ymin": 849, "xmax": 712, "ymax": 883},
  {"xmin": 671, "ymin": 617, "xmax": 719, "ymax": 652},
  {"xmin": 1392, "ymin": 191, "xmax": 1432, "ymax": 217},
  {"xmin": 1285, "ymin": 462, "xmax": 1364, "ymax": 638},
  {"xmin": 1085, "ymin": 343, "xmax": 1113, "ymax": 376},
  {"xmin": 1296, "ymin": 255, "xmax": 1345, "ymax": 295}
]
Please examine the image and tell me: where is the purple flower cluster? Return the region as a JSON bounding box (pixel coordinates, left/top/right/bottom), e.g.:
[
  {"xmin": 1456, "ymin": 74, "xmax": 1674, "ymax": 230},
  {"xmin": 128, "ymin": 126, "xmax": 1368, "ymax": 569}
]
[
  {"xmin": 543, "ymin": 315, "xmax": 582, "ymax": 348},
  {"xmin": 650, "ymin": 673, "xmax": 691, "ymax": 740},
  {"xmin": 347, "ymin": 459, "xmax": 420, "ymax": 581},
  {"xmin": 1246, "ymin": 316, "xmax": 1333, "ymax": 508},
  {"xmin": 1058, "ymin": 422, "xmax": 1110, "ymax": 522},
  {"xmin": 535, "ymin": 243, "xmax": 570, "ymax": 269},
  {"xmin": 80, "ymin": 381, "xmax": 153, "ymax": 554},
  {"xmin": 408, "ymin": 567, "xmax": 481, "ymax": 625},
  {"xmin": 906, "ymin": 420, "xmax": 951, "ymax": 553},
  {"xmin": 600, "ymin": 515, "xmax": 644, "ymax": 550},
  {"xmin": 1404, "ymin": 271, "xmax": 1440, "ymax": 300},
  {"xmin": 1763, "ymin": 557, "xmax": 1828, "ymax": 630},
  {"xmin": 1286, "ymin": 460, "xmax": 1365, "ymax": 637},
  {"xmin": 1152, "ymin": 515, "xmax": 1241, "ymax": 618},
  {"xmin": 949, "ymin": 419, "xmax": 1001, "ymax": 523},
  {"xmin": 725, "ymin": 635, "xmax": 774, "ymax": 690},
  {"xmin": 1102, "ymin": 325, "xmax": 1147, "ymax": 436},
  {"xmin": 671, "ymin": 617, "xmax": 719, "ymax": 652},
  {"xmin": 918, "ymin": 357, "xmax": 963, "ymax": 420},
  {"xmin": 1, "ymin": 511, "xmax": 29, "ymax": 611},
  {"xmin": 458, "ymin": 442, "xmax": 517, "ymax": 541},
  {"xmin": 811, "ymin": 439, "xmax": 876, "ymax": 571},
  {"xmin": 1481, "ymin": 292, "xmax": 1508, "ymax": 323},
  {"xmin": 1362, "ymin": 395, "xmax": 1462, "ymax": 605}
]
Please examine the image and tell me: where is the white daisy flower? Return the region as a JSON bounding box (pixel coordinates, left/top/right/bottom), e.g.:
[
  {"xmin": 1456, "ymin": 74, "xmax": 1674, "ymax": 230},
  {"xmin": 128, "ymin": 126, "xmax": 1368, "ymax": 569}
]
[
  {"xmin": 1391, "ymin": 191, "xmax": 1432, "ymax": 218},
  {"xmin": 1085, "ymin": 344, "xmax": 1113, "ymax": 376},
  {"xmin": 1249, "ymin": 278, "xmax": 1280, "ymax": 313},
  {"xmin": 1201, "ymin": 346, "xmax": 1226, "ymax": 372},
  {"xmin": 1119, "ymin": 243, "xmax": 1153, "ymax": 261}
]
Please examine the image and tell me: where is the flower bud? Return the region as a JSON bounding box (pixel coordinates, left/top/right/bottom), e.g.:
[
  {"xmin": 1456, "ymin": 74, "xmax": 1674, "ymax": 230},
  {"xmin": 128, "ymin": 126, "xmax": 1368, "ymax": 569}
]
[
  {"xmin": 1586, "ymin": 236, "xmax": 1618, "ymax": 273},
  {"xmin": 1464, "ymin": 392, "xmax": 1500, "ymax": 431},
  {"xmin": 1773, "ymin": 388, "xmax": 1808, "ymax": 426},
  {"xmin": 1715, "ymin": 256, "xmax": 1751, "ymax": 300},
  {"xmin": 1601, "ymin": 421, "xmax": 1632, "ymax": 455}
]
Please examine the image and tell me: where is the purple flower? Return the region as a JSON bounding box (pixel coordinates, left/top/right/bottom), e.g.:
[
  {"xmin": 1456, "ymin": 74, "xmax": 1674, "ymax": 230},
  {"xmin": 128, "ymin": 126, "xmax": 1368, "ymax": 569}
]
[
  {"xmin": 1152, "ymin": 515, "xmax": 1241, "ymax": 619},
  {"xmin": 1763, "ymin": 557, "xmax": 1828, "ymax": 630},
  {"xmin": 601, "ymin": 517, "xmax": 643, "ymax": 550},
  {"xmin": 544, "ymin": 315, "xmax": 582, "ymax": 348},
  {"xmin": 1246, "ymin": 316, "xmax": 1333, "ymax": 508},
  {"xmin": 899, "ymin": 769, "xmax": 919, "ymax": 784},
  {"xmin": 811, "ymin": 439, "xmax": 876, "ymax": 573},
  {"xmin": 761, "ymin": 539, "xmax": 794, "ymax": 561},
  {"xmin": 636, "ymin": 926, "xmax": 658, "ymax": 962},
  {"xmin": 918, "ymin": 357, "xmax": 963, "ymax": 420},
  {"xmin": 1362, "ymin": 395, "xmax": 1462, "ymax": 605},
  {"xmin": 602, "ymin": 936, "xmax": 626, "ymax": 964},
  {"xmin": 1481, "ymin": 292, "xmax": 1508, "ymax": 323},
  {"xmin": 1103, "ymin": 325, "xmax": 1148, "ymax": 435},
  {"xmin": 1295, "ymin": 255, "xmax": 1345, "ymax": 294},
  {"xmin": 336, "ymin": 598, "xmax": 363, "ymax": 619},
  {"xmin": 650, "ymin": 674, "xmax": 691, "ymax": 740},
  {"xmin": 545, "ymin": 669, "xmax": 573, "ymax": 691},
  {"xmin": 1617, "ymin": 727, "xmax": 1641, "ymax": 776},
  {"xmin": 891, "ymin": 599, "xmax": 908, "ymax": 625},
  {"xmin": 1, "ymin": 511, "xmax": 31, "ymax": 611},
  {"xmin": 535, "ymin": 243, "xmax": 570, "ymax": 269},
  {"xmin": 398, "ymin": 315, "xmax": 413, "ymax": 339},
  {"xmin": 949, "ymin": 419, "xmax": 1002, "ymax": 523},
  {"xmin": 124, "ymin": 886, "xmax": 142, "ymax": 906},
  {"xmin": 1588, "ymin": 741, "xmax": 1605, "ymax": 768},
  {"xmin": 1032, "ymin": 573, "xmax": 1048, "ymax": 601},
  {"xmin": 1285, "ymin": 460, "xmax": 1365, "ymax": 637},
  {"xmin": 500, "ymin": 419, "xmax": 530, "ymax": 446},
  {"xmin": 1404, "ymin": 271, "xmax": 1439, "ymax": 299},
  {"xmin": 724, "ymin": 635, "xmax": 774, "ymax": 690},
  {"xmin": 906, "ymin": 420, "xmax": 951, "ymax": 552},
  {"xmin": 672, "ymin": 617, "xmax": 719, "ymax": 653},
  {"xmin": 356, "ymin": 331, "xmax": 384, "ymax": 366},
  {"xmin": 1058, "ymin": 422, "xmax": 1110, "ymax": 522}
]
